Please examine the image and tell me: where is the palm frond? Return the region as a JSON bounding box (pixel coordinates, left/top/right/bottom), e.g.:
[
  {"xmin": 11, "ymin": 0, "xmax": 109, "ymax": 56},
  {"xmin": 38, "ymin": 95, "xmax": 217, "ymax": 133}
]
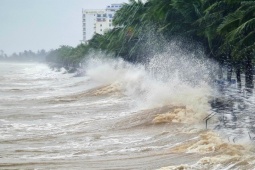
[{"xmin": 217, "ymin": 11, "xmax": 242, "ymax": 34}]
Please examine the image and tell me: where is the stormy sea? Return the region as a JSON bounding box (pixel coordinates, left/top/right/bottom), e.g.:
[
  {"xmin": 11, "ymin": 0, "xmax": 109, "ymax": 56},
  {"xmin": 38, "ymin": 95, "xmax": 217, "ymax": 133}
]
[{"xmin": 1, "ymin": 48, "xmax": 255, "ymax": 169}]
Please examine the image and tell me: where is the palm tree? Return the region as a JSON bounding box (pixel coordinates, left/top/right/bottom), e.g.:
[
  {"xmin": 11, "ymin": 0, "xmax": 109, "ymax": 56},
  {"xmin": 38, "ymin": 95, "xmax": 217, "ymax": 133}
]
[
  {"xmin": 111, "ymin": 0, "xmax": 151, "ymax": 62},
  {"xmin": 195, "ymin": 0, "xmax": 243, "ymax": 82},
  {"xmin": 218, "ymin": 1, "xmax": 255, "ymax": 88},
  {"xmin": 145, "ymin": 0, "xmax": 204, "ymax": 40}
]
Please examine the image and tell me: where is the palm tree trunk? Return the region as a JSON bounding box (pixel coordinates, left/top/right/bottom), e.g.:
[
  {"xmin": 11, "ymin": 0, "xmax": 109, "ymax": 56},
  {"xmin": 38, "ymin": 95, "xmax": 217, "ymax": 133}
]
[
  {"xmin": 244, "ymin": 55, "xmax": 254, "ymax": 89},
  {"xmin": 226, "ymin": 52, "xmax": 232, "ymax": 83},
  {"xmin": 218, "ymin": 65, "xmax": 223, "ymax": 80},
  {"xmin": 236, "ymin": 65, "xmax": 241, "ymax": 88},
  {"xmin": 227, "ymin": 63, "xmax": 232, "ymax": 83}
]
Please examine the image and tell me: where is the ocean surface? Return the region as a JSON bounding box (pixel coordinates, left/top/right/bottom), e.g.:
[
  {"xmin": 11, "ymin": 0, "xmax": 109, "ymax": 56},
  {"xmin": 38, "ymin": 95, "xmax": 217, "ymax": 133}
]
[{"xmin": 1, "ymin": 59, "xmax": 255, "ymax": 170}]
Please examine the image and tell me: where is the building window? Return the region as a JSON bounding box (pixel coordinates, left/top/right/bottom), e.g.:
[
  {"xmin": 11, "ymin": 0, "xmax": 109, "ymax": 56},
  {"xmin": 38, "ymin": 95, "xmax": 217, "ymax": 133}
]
[
  {"xmin": 109, "ymin": 14, "xmax": 113, "ymax": 18},
  {"xmin": 97, "ymin": 14, "xmax": 101, "ymax": 17},
  {"xmin": 109, "ymin": 24, "xmax": 112, "ymax": 27},
  {"xmin": 109, "ymin": 19, "xmax": 112, "ymax": 22},
  {"xmin": 103, "ymin": 14, "xmax": 107, "ymax": 17},
  {"xmin": 100, "ymin": 24, "xmax": 102, "ymax": 27},
  {"xmin": 100, "ymin": 29, "xmax": 102, "ymax": 31}
]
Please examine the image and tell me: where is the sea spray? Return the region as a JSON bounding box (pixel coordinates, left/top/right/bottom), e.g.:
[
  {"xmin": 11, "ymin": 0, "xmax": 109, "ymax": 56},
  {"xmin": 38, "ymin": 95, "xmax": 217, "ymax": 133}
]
[
  {"xmin": 2, "ymin": 61, "xmax": 255, "ymax": 169},
  {"xmin": 83, "ymin": 42, "xmax": 218, "ymax": 123}
]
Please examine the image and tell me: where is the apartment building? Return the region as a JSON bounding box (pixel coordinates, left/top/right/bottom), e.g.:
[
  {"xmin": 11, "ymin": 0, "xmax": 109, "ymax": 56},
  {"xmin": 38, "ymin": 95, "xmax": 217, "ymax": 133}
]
[{"xmin": 82, "ymin": 4, "xmax": 122, "ymax": 42}]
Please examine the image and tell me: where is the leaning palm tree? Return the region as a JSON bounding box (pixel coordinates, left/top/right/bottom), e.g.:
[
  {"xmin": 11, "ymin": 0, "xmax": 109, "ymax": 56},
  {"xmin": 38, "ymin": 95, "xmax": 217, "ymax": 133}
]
[
  {"xmin": 218, "ymin": 1, "xmax": 255, "ymax": 88},
  {"xmin": 146, "ymin": 0, "xmax": 204, "ymax": 39},
  {"xmin": 196, "ymin": 0, "xmax": 242, "ymax": 82},
  {"xmin": 112, "ymin": 0, "xmax": 158, "ymax": 62}
]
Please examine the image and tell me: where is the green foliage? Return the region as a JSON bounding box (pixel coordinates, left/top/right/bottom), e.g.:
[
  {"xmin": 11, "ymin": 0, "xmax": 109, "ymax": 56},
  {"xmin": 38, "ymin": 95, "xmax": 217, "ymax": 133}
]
[
  {"xmin": 46, "ymin": 44, "xmax": 90, "ymax": 70},
  {"xmin": 217, "ymin": 1, "xmax": 255, "ymax": 60},
  {"xmin": 44, "ymin": 0, "xmax": 255, "ymax": 87}
]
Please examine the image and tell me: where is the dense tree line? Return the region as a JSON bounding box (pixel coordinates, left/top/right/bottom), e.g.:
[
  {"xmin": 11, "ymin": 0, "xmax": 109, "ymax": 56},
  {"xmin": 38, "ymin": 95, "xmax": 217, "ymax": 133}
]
[
  {"xmin": 45, "ymin": 44, "xmax": 90, "ymax": 72},
  {"xmin": 0, "ymin": 50, "xmax": 46, "ymax": 62},
  {"xmin": 41, "ymin": 0, "xmax": 255, "ymax": 88},
  {"xmin": 88, "ymin": 0, "xmax": 255, "ymax": 89}
]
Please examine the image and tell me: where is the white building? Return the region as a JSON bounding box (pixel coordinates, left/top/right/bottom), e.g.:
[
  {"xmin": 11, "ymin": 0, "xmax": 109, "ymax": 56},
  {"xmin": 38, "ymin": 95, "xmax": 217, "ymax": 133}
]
[{"xmin": 82, "ymin": 4, "xmax": 123, "ymax": 42}]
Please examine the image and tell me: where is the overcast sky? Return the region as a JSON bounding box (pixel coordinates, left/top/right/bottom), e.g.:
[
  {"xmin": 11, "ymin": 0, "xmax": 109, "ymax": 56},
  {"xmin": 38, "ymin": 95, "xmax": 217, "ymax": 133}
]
[{"xmin": 0, "ymin": 0, "xmax": 128, "ymax": 55}]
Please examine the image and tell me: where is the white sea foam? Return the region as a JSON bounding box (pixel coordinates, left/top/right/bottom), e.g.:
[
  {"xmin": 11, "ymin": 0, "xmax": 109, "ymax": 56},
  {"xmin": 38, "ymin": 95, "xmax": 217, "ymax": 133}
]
[{"xmin": 84, "ymin": 44, "xmax": 216, "ymax": 122}]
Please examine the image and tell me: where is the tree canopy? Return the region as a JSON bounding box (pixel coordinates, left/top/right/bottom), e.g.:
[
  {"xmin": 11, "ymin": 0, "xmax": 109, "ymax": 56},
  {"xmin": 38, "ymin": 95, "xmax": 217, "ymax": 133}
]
[{"xmin": 29, "ymin": 0, "xmax": 255, "ymax": 88}]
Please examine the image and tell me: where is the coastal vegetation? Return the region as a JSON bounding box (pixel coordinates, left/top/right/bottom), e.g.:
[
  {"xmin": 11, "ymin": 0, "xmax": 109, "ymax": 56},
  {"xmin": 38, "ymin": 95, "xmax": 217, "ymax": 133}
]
[
  {"xmin": 0, "ymin": 50, "xmax": 47, "ymax": 62},
  {"xmin": 2, "ymin": 0, "xmax": 255, "ymax": 88}
]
